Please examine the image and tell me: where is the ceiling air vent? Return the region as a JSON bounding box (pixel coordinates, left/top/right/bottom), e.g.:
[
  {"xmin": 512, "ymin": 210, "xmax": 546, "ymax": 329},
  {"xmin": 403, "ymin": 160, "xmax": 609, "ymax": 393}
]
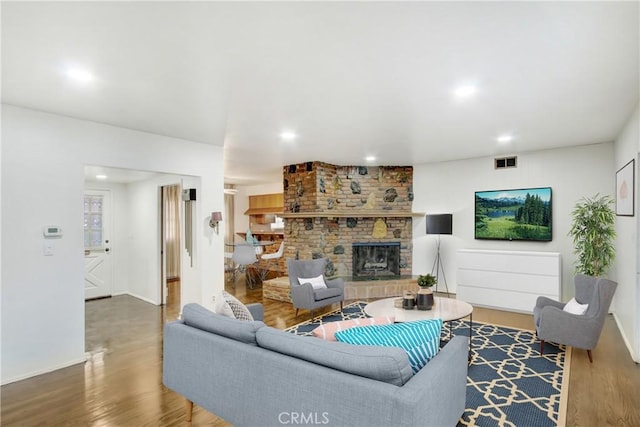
[{"xmin": 495, "ymin": 156, "xmax": 517, "ymax": 169}]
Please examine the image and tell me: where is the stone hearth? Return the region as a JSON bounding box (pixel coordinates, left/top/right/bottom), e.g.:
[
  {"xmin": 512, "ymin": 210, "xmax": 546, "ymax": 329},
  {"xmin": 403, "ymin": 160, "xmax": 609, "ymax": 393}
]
[
  {"xmin": 262, "ymin": 275, "xmax": 421, "ymax": 302},
  {"xmin": 343, "ymin": 276, "xmax": 420, "ymax": 300}
]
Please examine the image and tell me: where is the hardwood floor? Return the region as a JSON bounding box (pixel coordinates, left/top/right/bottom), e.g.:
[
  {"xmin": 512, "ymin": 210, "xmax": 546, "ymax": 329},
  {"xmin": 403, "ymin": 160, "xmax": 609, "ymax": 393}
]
[{"xmin": 1, "ymin": 278, "xmax": 639, "ymax": 426}]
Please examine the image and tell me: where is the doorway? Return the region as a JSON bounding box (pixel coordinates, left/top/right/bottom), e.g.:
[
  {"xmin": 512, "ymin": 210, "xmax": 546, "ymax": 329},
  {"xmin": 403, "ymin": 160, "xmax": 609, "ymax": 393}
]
[
  {"xmin": 84, "ymin": 189, "xmax": 112, "ymax": 299},
  {"xmin": 161, "ymin": 184, "xmax": 181, "ymax": 313}
]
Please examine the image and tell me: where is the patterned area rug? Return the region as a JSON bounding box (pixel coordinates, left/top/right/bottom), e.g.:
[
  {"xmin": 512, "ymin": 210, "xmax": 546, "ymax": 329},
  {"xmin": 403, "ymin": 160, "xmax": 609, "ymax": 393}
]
[{"xmin": 285, "ymin": 301, "xmax": 571, "ymax": 427}]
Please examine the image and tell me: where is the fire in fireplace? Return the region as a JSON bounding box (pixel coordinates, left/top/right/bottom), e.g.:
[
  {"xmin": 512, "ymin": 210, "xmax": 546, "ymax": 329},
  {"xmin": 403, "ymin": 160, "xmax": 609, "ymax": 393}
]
[{"xmin": 352, "ymin": 242, "xmax": 401, "ymax": 279}]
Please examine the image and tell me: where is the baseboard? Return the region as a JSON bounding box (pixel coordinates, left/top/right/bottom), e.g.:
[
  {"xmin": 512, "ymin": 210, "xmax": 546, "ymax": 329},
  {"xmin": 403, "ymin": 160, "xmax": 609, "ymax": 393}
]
[
  {"xmin": 1, "ymin": 356, "xmax": 87, "ymax": 386},
  {"xmin": 111, "ymin": 291, "xmax": 128, "ymax": 297},
  {"xmin": 612, "ymin": 312, "xmax": 639, "ymax": 363},
  {"xmin": 114, "ymin": 292, "xmax": 160, "ymax": 306}
]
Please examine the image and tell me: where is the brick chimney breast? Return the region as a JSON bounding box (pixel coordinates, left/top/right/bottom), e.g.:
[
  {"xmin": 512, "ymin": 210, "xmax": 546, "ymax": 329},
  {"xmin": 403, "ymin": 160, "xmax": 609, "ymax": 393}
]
[{"xmin": 283, "ymin": 162, "xmax": 414, "ymax": 278}]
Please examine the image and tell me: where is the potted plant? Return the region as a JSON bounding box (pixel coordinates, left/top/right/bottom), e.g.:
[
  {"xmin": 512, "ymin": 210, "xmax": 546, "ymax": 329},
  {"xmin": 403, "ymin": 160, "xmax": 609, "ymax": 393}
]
[
  {"xmin": 417, "ymin": 273, "xmax": 437, "ymax": 288},
  {"xmin": 416, "ymin": 274, "xmax": 437, "ymax": 310},
  {"xmin": 568, "ymin": 194, "xmax": 616, "ymax": 277}
]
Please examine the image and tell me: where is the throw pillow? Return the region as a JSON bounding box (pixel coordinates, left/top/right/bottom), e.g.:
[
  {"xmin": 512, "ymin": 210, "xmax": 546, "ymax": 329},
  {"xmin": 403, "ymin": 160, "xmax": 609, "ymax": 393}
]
[
  {"xmin": 563, "ymin": 297, "xmax": 589, "ymax": 315},
  {"xmin": 335, "ymin": 319, "xmax": 443, "ymax": 373},
  {"xmin": 312, "ymin": 316, "xmax": 395, "ymax": 341},
  {"xmin": 212, "ymin": 290, "xmax": 254, "ymax": 321},
  {"xmin": 298, "ymin": 274, "xmax": 328, "ymax": 290},
  {"xmin": 212, "ymin": 290, "xmax": 235, "ymax": 318},
  {"xmin": 222, "ymin": 290, "xmax": 254, "ymax": 321}
]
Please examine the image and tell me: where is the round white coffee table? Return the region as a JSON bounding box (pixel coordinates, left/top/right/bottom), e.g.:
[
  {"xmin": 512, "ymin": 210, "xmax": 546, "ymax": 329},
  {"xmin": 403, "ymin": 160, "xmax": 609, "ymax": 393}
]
[{"xmin": 365, "ymin": 296, "xmax": 473, "ymax": 360}]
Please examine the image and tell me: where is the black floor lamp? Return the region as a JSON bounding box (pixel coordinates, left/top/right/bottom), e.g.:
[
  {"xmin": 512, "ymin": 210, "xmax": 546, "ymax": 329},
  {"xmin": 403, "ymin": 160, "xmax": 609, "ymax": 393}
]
[{"xmin": 426, "ymin": 214, "xmax": 453, "ymax": 297}]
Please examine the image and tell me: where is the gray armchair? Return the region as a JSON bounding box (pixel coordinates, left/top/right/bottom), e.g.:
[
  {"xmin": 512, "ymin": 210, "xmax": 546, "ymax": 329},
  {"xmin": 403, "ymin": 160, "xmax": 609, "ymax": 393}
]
[
  {"xmin": 286, "ymin": 258, "xmax": 344, "ymax": 319},
  {"xmin": 534, "ymin": 274, "xmax": 617, "ymax": 363},
  {"xmin": 246, "ymin": 303, "xmax": 264, "ymax": 321}
]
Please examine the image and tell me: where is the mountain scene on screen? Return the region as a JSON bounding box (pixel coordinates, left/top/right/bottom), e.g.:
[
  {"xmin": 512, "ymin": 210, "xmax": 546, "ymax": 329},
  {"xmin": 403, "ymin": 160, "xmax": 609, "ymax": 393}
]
[{"xmin": 475, "ymin": 188, "xmax": 552, "ymax": 241}]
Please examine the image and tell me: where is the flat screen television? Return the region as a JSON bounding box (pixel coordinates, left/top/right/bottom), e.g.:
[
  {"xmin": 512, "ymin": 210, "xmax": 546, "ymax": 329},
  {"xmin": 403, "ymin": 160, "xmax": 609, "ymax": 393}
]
[{"xmin": 475, "ymin": 187, "xmax": 552, "ymax": 241}]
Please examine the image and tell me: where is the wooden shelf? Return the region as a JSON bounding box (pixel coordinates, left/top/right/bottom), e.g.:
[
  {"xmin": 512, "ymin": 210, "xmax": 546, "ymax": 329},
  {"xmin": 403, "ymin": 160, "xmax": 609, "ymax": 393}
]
[
  {"xmin": 243, "ymin": 207, "xmax": 284, "ymax": 215},
  {"xmin": 244, "ymin": 193, "xmax": 284, "ymax": 215},
  {"xmin": 280, "ymin": 211, "xmax": 425, "ymax": 218}
]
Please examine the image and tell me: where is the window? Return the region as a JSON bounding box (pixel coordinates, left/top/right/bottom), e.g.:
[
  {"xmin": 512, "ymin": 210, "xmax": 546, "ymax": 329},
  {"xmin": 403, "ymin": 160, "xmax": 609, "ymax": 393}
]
[{"xmin": 84, "ymin": 195, "xmax": 103, "ymax": 249}]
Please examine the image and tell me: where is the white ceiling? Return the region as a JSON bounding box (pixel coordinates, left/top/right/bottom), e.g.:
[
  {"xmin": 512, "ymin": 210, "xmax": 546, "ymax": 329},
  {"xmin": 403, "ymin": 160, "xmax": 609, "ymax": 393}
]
[{"xmin": 2, "ymin": 2, "xmax": 639, "ymax": 185}]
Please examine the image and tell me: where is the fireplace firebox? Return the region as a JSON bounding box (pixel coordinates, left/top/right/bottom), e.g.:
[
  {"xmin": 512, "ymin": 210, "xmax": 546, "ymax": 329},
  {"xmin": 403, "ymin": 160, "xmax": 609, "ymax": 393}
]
[{"xmin": 352, "ymin": 242, "xmax": 401, "ymax": 279}]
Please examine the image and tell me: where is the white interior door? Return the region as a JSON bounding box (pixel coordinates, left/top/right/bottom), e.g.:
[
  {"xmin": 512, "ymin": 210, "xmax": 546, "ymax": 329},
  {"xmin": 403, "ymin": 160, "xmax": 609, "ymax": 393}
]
[{"xmin": 84, "ymin": 189, "xmax": 112, "ymax": 299}]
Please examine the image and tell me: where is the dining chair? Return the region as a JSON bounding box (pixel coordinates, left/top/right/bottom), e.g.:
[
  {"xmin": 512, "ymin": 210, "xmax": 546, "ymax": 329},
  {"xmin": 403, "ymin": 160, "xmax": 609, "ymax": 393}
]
[
  {"xmin": 231, "ymin": 243, "xmax": 259, "ymax": 289},
  {"xmin": 224, "ymin": 251, "xmax": 235, "ymax": 287},
  {"xmin": 260, "ymin": 241, "xmax": 285, "ymax": 280}
]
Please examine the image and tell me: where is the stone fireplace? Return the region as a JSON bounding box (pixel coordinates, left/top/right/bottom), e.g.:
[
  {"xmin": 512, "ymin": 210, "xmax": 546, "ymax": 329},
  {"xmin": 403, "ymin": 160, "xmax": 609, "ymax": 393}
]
[
  {"xmin": 279, "ymin": 161, "xmax": 416, "ymax": 279},
  {"xmin": 352, "ymin": 242, "xmax": 401, "ymax": 279}
]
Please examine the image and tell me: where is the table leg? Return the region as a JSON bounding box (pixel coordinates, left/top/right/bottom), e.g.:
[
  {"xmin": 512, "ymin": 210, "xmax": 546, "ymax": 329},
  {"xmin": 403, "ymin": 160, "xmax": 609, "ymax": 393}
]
[
  {"xmin": 442, "ymin": 312, "xmax": 473, "ymax": 363},
  {"xmin": 468, "ymin": 313, "xmax": 473, "ymax": 363}
]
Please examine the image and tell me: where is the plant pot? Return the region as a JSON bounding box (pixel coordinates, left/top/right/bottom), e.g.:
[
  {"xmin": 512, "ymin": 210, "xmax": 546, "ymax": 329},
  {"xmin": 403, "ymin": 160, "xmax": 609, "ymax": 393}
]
[
  {"xmin": 416, "ymin": 288, "xmax": 434, "ymax": 310},
  {"xmin": 402, "ymin": 293, "xmax": 416, "ymax": 310}
]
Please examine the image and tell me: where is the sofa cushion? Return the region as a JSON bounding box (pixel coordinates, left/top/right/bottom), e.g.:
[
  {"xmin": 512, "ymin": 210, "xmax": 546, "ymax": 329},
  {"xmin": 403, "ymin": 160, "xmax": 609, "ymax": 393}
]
[
  {"xmin": 312, "ymin": 316, "xmax": 395, "ymax": 341},
  {"xmin": 313, "ymin": 287, "xmax": 342, "ymax": 301},
  {"xmin": 182, "ymin": 303, "xmax": 265, "ymax": 345},
  {"xmin": 335, "ymin": 319, "xmax": 442, "ymax": 373},
  {"xmin": 256, "ymin": 326, "xmax": 413, "ymax": 386}
]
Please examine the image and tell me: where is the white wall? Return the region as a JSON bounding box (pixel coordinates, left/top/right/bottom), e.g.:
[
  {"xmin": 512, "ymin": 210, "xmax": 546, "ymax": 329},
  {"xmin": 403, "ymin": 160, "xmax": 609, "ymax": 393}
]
[
  {"xmin": 124, "ymin": 174, "xmax": 191, "ymax": 304},
  {"xmin": 612, "ymin": 103, "xmax": 639, "ymax": 362},
  {"xmin": 232, "ymin": 182, "xmax": 284, "ymax": 237},
  {"xmin": 1, "ymin": 105, "xmax": 225, "ymax": 384},
  {"xmin": 412, "ymin": 142, "xmax": 614, "ymax": 300}
]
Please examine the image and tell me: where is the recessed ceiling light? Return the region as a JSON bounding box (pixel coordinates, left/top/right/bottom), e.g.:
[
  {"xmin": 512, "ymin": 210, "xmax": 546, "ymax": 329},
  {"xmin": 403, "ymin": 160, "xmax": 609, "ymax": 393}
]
[
  {"xmin": 280, "ymin": 131, "xmax": 297, "ymax": 140},
  {"xmin": 365, "ymin": 156, "xmax": 376, "ymax": 162},
  {"xmin": 96, "ymin": 174, "xmax": 108, "ymax": 180},
  {"xmin": 66, "ymin": 67, "xmax": 95, "ymax": 83},
  {"xmin": 497, "ymin": 134, "xmax": 514, "ymax": 143},
  {"xmin": 454, "ymin": 85, "xmax": 477, "ymax": 98}
]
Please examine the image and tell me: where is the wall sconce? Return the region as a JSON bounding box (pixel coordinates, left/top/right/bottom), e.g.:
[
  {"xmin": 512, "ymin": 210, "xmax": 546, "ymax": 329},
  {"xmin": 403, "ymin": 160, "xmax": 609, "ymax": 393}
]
[{"xmin": 209, "ymin": 211, "xmax": 223, "ymax": 235}]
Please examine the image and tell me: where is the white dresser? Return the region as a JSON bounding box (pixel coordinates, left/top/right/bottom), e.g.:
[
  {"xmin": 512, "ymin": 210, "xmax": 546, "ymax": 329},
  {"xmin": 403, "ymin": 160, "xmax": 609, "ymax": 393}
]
[{"xmin": 456, "ymin": 249, "xmax": 561, "ymax": 314}]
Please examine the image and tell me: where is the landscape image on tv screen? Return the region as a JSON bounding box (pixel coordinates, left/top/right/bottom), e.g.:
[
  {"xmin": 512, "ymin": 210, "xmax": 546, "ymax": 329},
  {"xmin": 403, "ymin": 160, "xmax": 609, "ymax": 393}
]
[{"xmin": 475, "ymin": 187, "xmax": 552, "ymax": 241}]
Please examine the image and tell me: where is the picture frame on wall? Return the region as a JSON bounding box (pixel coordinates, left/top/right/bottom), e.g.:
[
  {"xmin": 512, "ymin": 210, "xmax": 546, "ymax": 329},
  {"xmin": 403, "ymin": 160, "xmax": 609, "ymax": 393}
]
[{"xmin": 616, "ymin": 159, "xmax": 635, "ymax": 216}]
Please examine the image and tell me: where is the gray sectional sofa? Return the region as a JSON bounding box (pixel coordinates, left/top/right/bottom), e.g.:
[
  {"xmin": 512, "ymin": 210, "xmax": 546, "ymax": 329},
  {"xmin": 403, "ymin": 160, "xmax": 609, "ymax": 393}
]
[{"xmin": 163, "ymin": 303, "xmax": 468, "ymax": 427}]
